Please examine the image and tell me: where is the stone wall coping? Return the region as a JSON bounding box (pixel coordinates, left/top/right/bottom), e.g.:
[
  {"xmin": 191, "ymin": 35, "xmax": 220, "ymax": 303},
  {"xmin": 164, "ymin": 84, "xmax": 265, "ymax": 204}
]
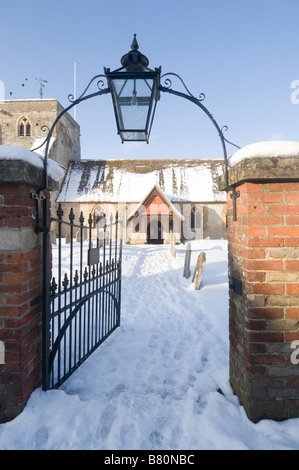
[{"xmin": 0, "ymin": 145, "xmax": 64, "ymax": 190}]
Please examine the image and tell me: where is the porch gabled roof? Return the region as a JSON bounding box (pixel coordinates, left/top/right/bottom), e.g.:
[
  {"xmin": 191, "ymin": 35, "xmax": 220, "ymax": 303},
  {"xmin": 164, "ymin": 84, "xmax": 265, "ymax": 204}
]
[{"xmin": 127, "ymin": 184, "xmax": 184, "ymax": 222}]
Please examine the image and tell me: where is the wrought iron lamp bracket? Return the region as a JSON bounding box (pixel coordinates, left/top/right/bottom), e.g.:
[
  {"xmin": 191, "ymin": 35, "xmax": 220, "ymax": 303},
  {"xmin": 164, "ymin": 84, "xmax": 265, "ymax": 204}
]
[
  {"xmin": 30, "ymin": 58, "xmax": 241, "ymax": 227},
  {"xmin": 159, "ymin": 72, "xmax": 240, "ymax": 195},
  {"xmin": 30, "ymin": 75, "xmax": 110, "ymax": 232},
  {"xmin": 31, "ymin": 74, "xmax": 110, "ymax": 195}
]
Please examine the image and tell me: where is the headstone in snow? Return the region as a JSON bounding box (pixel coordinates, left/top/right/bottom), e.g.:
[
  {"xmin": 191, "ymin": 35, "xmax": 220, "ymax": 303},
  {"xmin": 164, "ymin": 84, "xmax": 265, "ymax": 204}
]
[
  {"xmin": 50, "ymin": 230, "xmax": 56, "ymax": 244},
  {"xmin": 192, "ymin": 252, "xmax": 206, "ymax": 290},
  {"xmin": 65, "ymin": 232, "xmax": 70, "ymax": 244},
  {"xmin": 170, "ymin": 231, "xmax": 176, "ymax": 258},
  {"xmin": 76, "ymin": 229, "xmax": 88, "ymax": 242},
  {"xmin": 183, "ymin": 243, "xmax": 191, "ymax": 279},
  {"xmin": 83, "ymin": 228, "xmax": 88, "ymax": 242}
]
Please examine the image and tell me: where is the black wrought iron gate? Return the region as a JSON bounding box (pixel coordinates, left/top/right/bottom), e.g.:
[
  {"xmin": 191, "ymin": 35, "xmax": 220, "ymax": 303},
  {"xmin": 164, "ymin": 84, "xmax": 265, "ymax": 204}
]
[{"xmin": 42, "ymin": 202, "xmax": 122, "ymax": 391}]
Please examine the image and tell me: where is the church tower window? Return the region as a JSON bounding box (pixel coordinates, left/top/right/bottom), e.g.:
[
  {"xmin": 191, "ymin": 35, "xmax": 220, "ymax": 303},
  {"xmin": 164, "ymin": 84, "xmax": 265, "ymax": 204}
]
[
  {"xmin": 18, "ymin": 117, "xmax": 31, "ymax": 137},
  {"xmin": 19, "ymin": 122, "xmax": 24, "ymax": 136}
]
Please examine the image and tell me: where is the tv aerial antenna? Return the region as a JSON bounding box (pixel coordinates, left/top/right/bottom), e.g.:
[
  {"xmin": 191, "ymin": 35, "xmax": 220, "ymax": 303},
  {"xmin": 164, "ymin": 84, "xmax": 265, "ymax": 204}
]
[{"xmin": 35, "ymin": 78, "xmax": 48, "ymax": 99}]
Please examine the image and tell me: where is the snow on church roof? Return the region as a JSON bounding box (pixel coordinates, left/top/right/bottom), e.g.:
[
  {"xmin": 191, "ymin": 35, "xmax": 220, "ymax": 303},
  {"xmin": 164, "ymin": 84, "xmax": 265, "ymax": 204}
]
[{"xmin": 57, "ymin": 159, "xmax": 226, "ymax": 203}]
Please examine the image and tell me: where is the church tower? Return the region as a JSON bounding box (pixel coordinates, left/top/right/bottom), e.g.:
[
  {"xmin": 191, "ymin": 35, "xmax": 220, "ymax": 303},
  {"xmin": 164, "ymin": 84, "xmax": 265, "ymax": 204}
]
[{"xmin": 0, "ymin": 99, "xmax": 81, "ymax": 170}]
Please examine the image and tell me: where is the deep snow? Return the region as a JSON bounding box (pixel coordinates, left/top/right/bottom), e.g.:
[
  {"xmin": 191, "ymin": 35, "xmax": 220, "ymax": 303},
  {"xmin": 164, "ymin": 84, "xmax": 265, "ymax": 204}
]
[{"xmin": 1, "ymin": 240, "xmax": 299, "ymax": 450}]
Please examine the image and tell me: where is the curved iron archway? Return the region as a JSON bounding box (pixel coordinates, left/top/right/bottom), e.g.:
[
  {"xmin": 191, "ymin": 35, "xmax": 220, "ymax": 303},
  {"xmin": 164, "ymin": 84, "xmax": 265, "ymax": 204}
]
[{"xmin": 31, "ymin": 36, "xmax": 239, "ymax": 200}]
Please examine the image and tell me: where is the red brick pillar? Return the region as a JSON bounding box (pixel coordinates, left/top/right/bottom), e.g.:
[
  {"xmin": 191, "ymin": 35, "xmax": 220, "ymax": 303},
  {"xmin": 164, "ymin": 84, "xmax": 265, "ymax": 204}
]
[
  {"xmin": 0, "ymin": 149, "xmax": 60, "ymax": 423},
  {"xmin": 220, "ymin": 148, "xmax": 299, "ymax": 422}
]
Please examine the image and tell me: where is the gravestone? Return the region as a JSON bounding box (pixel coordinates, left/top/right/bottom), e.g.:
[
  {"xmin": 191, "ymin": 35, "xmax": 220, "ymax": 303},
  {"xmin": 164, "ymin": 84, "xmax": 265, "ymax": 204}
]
[
  {"xmin": 192, "ymin": 252, "xmax": 206, "ymax": 290},
  {"xmin": 50, "ymin": 230, "xmax": 56, "ymax": 244},
  {"xmin": 76, "ymin": 228, "xmax": 88, "ymax": 242},
  {"xmin": 183, "ymin": 243, "xmax": 191, "ymax": 279},
  {"xmin": 170, "ymin": 230, "xmax": 176, "ymax": 258}
]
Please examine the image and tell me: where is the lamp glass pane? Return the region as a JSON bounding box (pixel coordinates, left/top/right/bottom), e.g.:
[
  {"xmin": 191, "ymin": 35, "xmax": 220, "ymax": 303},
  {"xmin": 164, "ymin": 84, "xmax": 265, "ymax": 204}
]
[
  {"xmin": 120, "ymin": 131, "xmax": 147, "ymax": 141},
  {"xmin": 111, "ymin": 77, "xmax": 154, "ymax": 131}
]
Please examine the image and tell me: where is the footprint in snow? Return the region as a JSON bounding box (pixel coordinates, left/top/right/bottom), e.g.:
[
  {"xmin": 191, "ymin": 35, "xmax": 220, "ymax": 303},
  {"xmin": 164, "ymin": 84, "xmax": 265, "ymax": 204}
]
[
  {"xmin": 35, "ymin": 426, "xmax": 49, "ymax": 449},
  {"xmin": 98, "ymin": 405, "xmax": 118, "ymax": 439},
  {"xmin": 149, "ymin": 430, "xmax": 163, "ymax": 447},
  {"xmin": 188, "ymin": 374, "xmax": 196, "ymax": 386},
  {"xmin": 195, "ymin": 395, "xmax": 208, "ymax": 415},
  {"xmin": 106, "ymin": 383, "xmax": 126, "ymax": 400},
  {"xmin": 120, "ymin": 420, "xmax": 137, "ymax": 447},
  {"xmin": 174, "ymin": 348, "xmax": 184, "ymax": 360}
]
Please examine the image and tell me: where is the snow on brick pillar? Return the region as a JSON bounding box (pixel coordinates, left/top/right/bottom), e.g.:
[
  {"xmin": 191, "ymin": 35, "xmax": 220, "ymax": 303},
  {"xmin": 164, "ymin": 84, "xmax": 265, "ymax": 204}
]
[
  {"xmin": 0, "ymin": 146, "xmax": 63, "ymax": 423},
  {"xmin": 219, "ymin": 141, "xmax": 299, "ymax": 422}
]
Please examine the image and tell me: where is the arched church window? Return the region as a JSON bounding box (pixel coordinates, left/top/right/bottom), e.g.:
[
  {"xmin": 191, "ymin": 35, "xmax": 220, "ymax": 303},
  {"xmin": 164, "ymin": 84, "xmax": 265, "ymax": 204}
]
[
  {"xmin": 191, "ymin": 205, "xmax": 201, "ymax": 230},
  {"xmin": 94, "ymin": 207, "xmax": 106, "ymax": 227},
  {"xmin": 18, "ymin": 117, "xmax": 31, "ymax": 137},
  {"xmin": 19, "ymin": 122, "xmax": 25, "ymax": 136}
]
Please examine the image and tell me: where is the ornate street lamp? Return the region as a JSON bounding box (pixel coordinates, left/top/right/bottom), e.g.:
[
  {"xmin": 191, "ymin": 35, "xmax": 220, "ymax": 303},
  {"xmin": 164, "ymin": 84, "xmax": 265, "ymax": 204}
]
[
  {"xmin": 104, "ymin": 34, "xmax": 161, "ymax": 143},
  {"xmin": 32, "ymin": 33, "xmax": 239, "ymax": 196}
]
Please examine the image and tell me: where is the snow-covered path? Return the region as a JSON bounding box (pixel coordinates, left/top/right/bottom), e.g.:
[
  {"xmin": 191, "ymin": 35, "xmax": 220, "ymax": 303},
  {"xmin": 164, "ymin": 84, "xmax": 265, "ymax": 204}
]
[{"xmin": 1, "ymin": 240, "xmax": 299, "ymax": 450}]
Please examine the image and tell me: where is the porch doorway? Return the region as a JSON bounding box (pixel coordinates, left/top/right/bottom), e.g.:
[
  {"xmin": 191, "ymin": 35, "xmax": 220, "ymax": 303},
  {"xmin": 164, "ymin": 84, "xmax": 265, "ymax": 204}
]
[{"xmin": 147, "ymin": 217, "xmax": 164, "ymax": 244}]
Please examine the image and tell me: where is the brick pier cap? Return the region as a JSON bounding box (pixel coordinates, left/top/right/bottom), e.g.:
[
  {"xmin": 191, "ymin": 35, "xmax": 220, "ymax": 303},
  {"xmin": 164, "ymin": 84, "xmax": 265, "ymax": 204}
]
[
  {"xmin": 219, "ymin": 140, "xmax": 299, "ymax": 189},
  {"xmin": 219, "ymin": 140, "xmax": 299, "ymax": 422},
  {"xmin": 0, "ymin": 145, "xmax": 64, "ymax": 187}
]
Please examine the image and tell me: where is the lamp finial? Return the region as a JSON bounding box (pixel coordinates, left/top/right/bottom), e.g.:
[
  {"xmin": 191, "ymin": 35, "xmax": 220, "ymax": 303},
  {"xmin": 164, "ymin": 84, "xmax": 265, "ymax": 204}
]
[
  {"xmin": 131, "ymin": 34, "xmax": 139, "ymax": 51},
  {"xmin": 121, "ymin": 34, "xmax": 149, "ymax": 68}
]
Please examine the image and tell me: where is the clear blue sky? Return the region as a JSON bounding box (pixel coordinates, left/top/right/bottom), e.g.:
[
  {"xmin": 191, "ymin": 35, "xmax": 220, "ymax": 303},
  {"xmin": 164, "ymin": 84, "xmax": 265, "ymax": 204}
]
[{"xmin": 1, "ymin": 0, "xmax": 299, "ymax": 160}]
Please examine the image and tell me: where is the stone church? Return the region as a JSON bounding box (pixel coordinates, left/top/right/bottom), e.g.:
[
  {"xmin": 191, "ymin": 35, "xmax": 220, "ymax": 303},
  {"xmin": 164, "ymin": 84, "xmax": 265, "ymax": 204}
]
[
  {"xmin": 0, "ymin": 99, "xmax": 227, "ymax": 243},
  {"xmin": 57, "ymin": 158, "xmax": 227, "ymax": 243}
]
